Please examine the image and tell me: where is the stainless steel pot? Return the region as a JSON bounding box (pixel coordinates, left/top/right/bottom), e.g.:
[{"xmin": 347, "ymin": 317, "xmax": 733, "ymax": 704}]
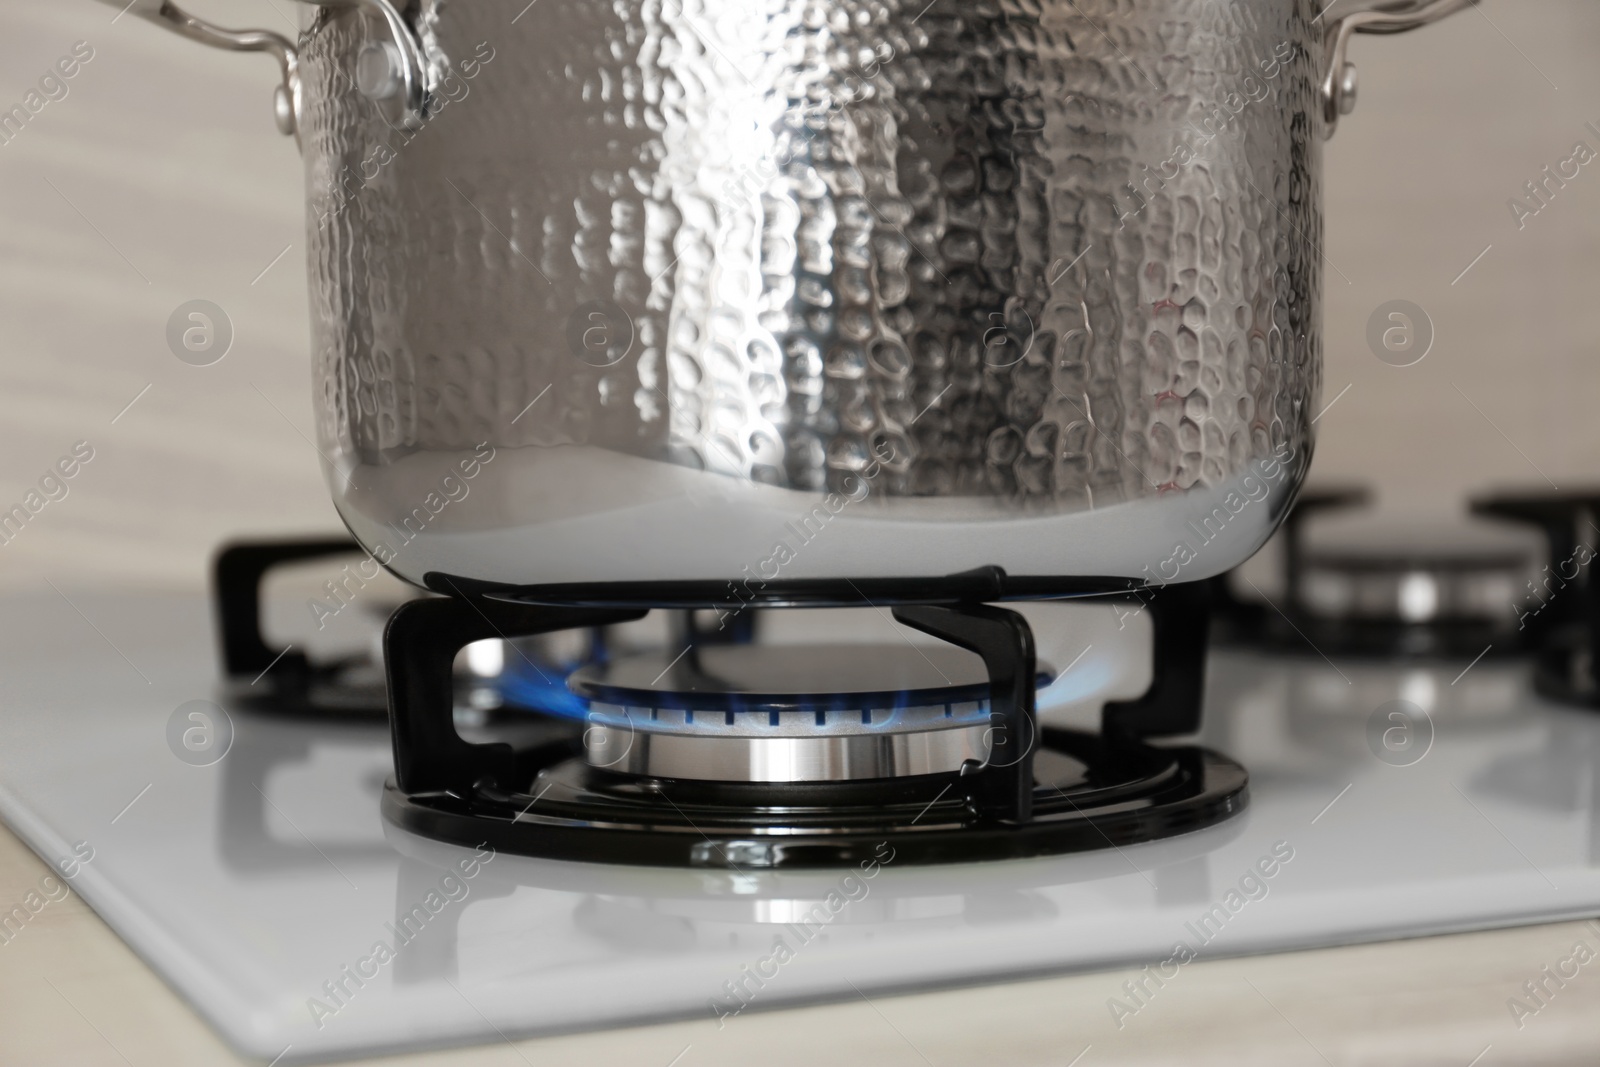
[{"xmin": 108, "ymin": 0, "xmax": 1472, "ymax": 592}]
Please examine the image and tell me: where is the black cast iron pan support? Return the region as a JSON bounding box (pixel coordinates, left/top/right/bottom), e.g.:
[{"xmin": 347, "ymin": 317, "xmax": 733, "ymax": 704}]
[
  {"xmin": 383, "ymin": 567, "xmax": 1237, "ymax": 866},
  {"xmin": 1102, "ymin": 580, "xmax": 1212, "ymax": 741},
  {"xmin": 385, "ymin": 596, "xmax": 645, "ymax": 794},
  {"xmin": 892, "ymin": 602, "xmax": 1037, "ymax": 824},
  {"xmin": 213, "ymin": 537, "xmax": 363, "ymax": 691},
  {"xmin": 1472, "ymin": 491, "xmax": 1600, "ymax": 707},
  {"xmin": 884, "ymin": 573, "xmax": 1214, "ymax": 822},
  {"xmin": 391, "ymin": 566, "xmax": 1214, "ymax": 815},
  {"xmin": 1208, "ymin": 486, "xmax": 1367, "ymax": 641}
]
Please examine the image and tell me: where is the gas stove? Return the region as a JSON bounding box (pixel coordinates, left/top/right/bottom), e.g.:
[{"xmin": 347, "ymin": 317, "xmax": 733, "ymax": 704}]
[
  {"xmin": 3, "ymin": 499, "xmax": 1600, "ymax": 1062},
  {"xmin": 379, "ymin": 569, "xmax": 1245, "ymax": 870}
]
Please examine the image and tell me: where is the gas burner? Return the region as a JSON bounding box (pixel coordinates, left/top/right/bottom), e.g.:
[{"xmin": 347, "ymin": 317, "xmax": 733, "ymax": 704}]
[
  {"xmin": 379, "ymin": 575, "xmax": 1247, "ymax": 868},
  {"xmin": 569, "ymin": 643, "xmax": 1048, "ymax": 783},
  {"xmin": 1294, "ymin": 530, "xmax": 1531, "ymax": 656},
  {"xmin": 1472, "ymin": 491, "xmax": 1600, "ymax": 707},
  {"xmin": 1214, "ymin": 488, "xmax": 1535, "ymax": 658}
]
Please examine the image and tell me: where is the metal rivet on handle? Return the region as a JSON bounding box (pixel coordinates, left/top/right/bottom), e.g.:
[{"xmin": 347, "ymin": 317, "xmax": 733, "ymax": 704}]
[
  {"xmin": 272, "ymin": 84, "xmax": 296, "ymax": 136},
  {"xmin": 356, "ymin": 41, "xmax": 403, "ymax": 100},
  {"xmin": 1338, "ymin": 63, "xmax": 1359, "ymax": 116}
]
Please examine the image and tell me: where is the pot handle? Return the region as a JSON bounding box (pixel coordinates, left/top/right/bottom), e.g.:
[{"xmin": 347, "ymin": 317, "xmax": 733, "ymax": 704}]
[
  {"xmin": 94, "ymin": 0, "xmax": 429, "ymax": 140},
  {"xmin": 1321, "ymin": 0, "xmax": 1477, "ymax": 138}
]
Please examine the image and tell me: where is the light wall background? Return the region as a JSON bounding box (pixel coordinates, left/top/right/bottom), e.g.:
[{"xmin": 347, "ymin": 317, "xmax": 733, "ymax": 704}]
[{"xmin": 0, "ymin": 0, "xmax": 1596, "ymax": 592}]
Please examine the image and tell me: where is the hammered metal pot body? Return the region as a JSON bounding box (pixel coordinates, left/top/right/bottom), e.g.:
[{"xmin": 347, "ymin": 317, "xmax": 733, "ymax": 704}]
[{"xmin": 301, "ymin": 0, "xmax": 1322, "ymax": 589}]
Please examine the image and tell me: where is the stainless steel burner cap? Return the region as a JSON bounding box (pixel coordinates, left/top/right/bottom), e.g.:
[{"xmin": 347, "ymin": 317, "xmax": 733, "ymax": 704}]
[
  {"xmin": 566, "ymin": 644, "xmax": 1049, "ymax": 783},
  {"xmin": 1299, "ymin": 519, "xmax": 1538, "ymax": 625}
]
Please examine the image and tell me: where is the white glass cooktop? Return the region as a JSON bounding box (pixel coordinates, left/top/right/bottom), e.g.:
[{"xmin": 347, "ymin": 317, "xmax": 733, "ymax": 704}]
[{"xmin": 1, "ymin": 591, "xmax": 1597, "ymax": 1063}]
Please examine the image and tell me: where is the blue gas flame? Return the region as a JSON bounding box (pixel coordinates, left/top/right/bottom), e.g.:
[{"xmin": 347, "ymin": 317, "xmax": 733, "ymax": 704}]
[{"xmin": 494, "ymin": 653, "xmax": 592, "ymax": 719}]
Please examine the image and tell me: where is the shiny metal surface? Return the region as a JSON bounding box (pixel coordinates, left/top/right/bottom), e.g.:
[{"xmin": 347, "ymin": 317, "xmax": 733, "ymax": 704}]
[
  {"xmin": 101, "ymin": 0, "xmax": 1472, "ymax": 588},
  {"xmin": 1300, "ymin": 552, "xmax": 1530, "ymax": 624},
  {"xmin": 573, "ymin": 643, "xmax": 1000, "ymax": 780},
  {"xmin": 585, "ymin": 720, "xmax": 989, "ymax": 781},
  {"xmin": 1296, "ymin": 517, "xmax": 1539, "ymax": 624},
  {"xmin": 311, "ymin": 0, "xmax": 1338, "ymax": 586},
  {"xmin": 582, "ymin": 697, "xmax": 990, "ymax": 738},
  {"xmin": 571, "ymin": 643, "xmax": 998, "ymax": 723},
  {"xmin": 98, "ymin": 0, "xmax": 1469, "ymax": 140},
  {"xmin": 309, "ymin": 0, "xmax": 1329, "ymax": 496}
]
